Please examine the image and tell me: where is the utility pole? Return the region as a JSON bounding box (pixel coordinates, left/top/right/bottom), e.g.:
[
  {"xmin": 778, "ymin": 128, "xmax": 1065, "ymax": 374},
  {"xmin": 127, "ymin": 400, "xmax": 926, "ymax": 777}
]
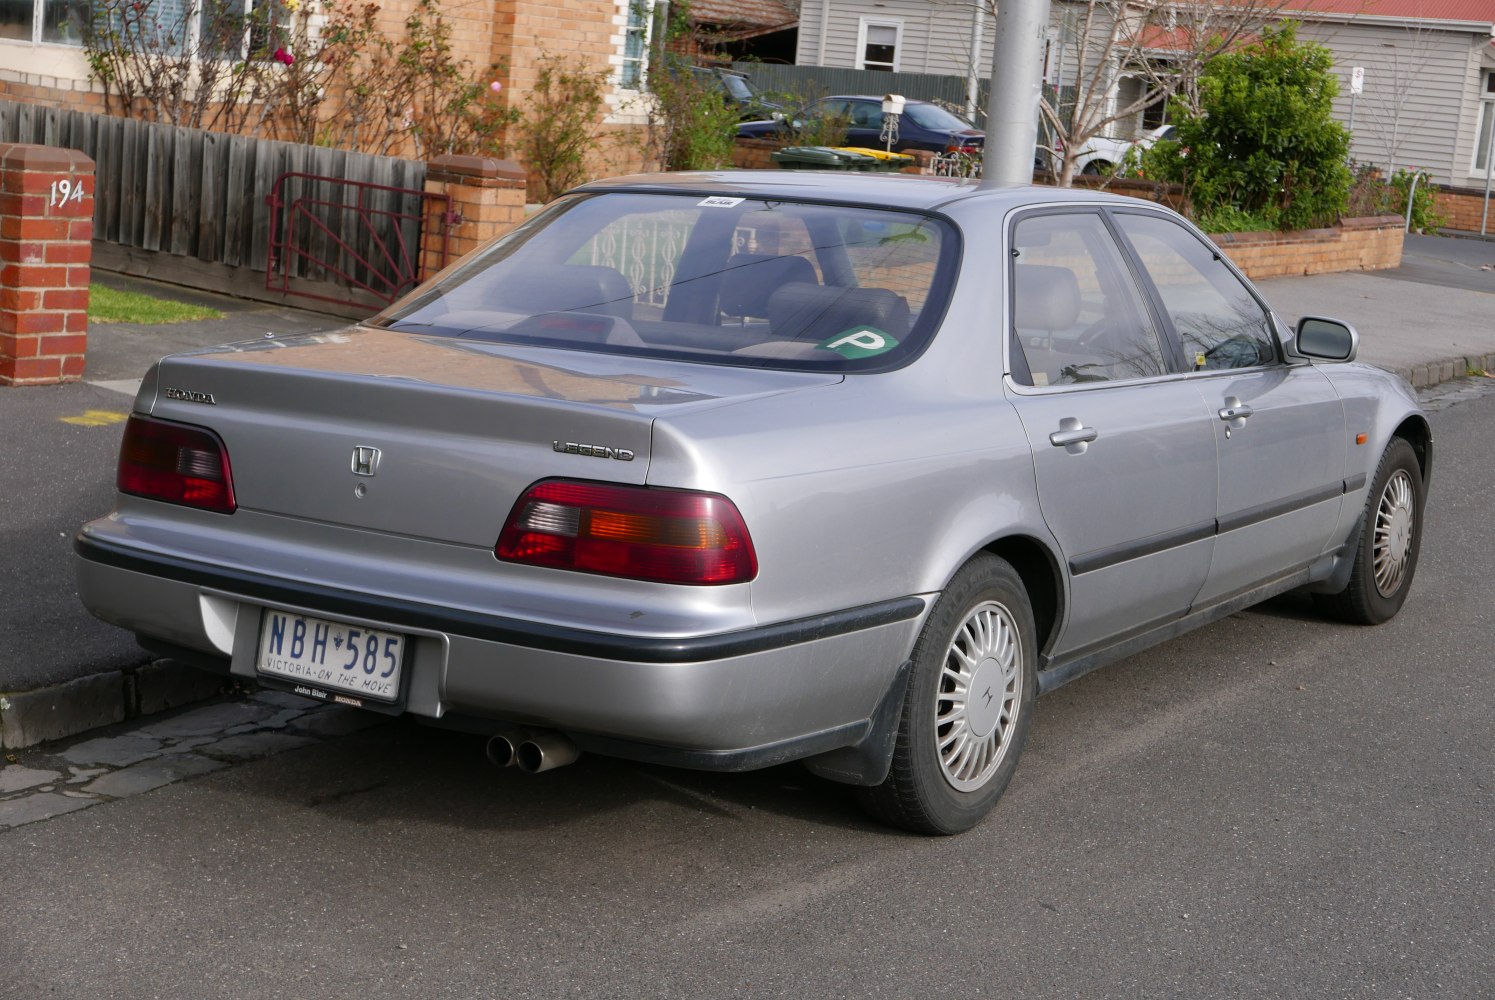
[
  {"xmin": 1482, "ymin": 113, "xmax": 1494, "ymax": 235},
  {"xmin": 980, "ymin": 0, "xmax": 1052, "ymax": 188},
  {"xmin": 966, "ymin": 3, "xmax": 986, "ymax": 122}
]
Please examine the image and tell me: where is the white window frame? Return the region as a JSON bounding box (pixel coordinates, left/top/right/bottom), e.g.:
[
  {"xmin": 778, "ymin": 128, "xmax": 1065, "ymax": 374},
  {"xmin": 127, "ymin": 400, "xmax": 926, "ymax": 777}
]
[
  {"xmin": 618, "ymin": 0, "xmax": 655, "ymax": 92},
  {"xmin": 1473, "ymin": 70, "xmax": 1495, "ymax": 175},
  {"xmin": 855, "ymin": 17, "xmax": 902, "ymax": 73},
  {"xmin": 3, "ymin": 0, "xmax": 91, "ymax": 48},
  {"xmin": 4, "ymin": 0, "xmax": 263, "ymax": 54}
]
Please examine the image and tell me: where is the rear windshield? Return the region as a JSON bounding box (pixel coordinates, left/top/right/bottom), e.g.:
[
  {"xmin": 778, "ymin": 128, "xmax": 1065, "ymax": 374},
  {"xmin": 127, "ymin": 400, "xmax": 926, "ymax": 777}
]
[
  {"xmin": 904, "ymin": 104, "xmax": 973, "ymax": 131},
  {"xmin": 374, "ymin": 191, "xmax": 959, "ymax": 371}
]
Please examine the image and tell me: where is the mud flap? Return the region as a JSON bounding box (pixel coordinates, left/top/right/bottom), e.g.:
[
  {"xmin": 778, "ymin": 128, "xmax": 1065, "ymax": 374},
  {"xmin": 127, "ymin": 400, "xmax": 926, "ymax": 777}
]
[{"xmin": 800, "ymin": 659, "xmax": 912, "ymax": 786}]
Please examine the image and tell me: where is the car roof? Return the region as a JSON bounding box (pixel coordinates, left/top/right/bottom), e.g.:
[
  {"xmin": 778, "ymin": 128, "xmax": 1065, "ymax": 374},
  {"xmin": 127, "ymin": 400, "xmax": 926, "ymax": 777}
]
[{"xmin": 575, "ymin": 170, "xmax": 1155, "ymax": 215}]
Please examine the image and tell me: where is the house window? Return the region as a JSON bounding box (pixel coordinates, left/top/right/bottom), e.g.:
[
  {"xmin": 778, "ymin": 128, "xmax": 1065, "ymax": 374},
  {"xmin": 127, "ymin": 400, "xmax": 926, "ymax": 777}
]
[
  {"xmin": 1, "ymin": 0, "xmax": 258, "ymax": 51},
  {"xmin": 1475, "ymin": 72, "xmax": 1495, "ymax": 174},
  {"xmin": 1, "ymin": 0, "xmax": 91, "ymax": 45},
  {"xmin": 856, "ymin": 18, "xmax": 900, "ymax": 72},
  {"xmin": 620, "ymin": 0, "xmax": 653, "ymax": 90}
]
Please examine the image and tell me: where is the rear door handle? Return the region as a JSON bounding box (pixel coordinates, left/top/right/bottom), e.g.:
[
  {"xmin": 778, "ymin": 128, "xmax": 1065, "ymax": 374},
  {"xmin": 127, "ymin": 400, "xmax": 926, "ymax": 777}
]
[
  {"xmin": 1049, "ymin": 427, "xmax": 1098, "ymax": 447},
  {"xmin": 1049, "ymin": 417, "xmax": 1098, "ymax": 454}
]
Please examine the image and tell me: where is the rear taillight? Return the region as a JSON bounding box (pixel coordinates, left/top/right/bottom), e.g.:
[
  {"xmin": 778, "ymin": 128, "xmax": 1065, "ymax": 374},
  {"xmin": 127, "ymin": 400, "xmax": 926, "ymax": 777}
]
[
  {"xmin": 117, "ymin": 415, "xmax": 236, "ymax": 514},
  {"xmin": 497, "ymin": 480, "xmax": 756, "ymax": 585}
]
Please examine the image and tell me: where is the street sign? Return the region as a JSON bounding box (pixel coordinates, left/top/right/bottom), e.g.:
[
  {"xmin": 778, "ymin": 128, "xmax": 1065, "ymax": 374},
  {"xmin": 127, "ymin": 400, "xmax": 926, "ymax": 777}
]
[{"xmin": 1351, "ymin": 66, "xmax": 1365, "ymax": 95}]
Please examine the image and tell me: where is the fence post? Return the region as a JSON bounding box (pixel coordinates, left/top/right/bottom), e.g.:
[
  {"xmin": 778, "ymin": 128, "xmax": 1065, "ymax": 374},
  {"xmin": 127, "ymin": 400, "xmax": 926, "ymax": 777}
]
[
  {"xmin": 0, "ymin": 143, "xmax": 94, "ymax": 387},
  {"xmin": 422, "ymin": 155, "xmax": 529, "ymax": 278}
]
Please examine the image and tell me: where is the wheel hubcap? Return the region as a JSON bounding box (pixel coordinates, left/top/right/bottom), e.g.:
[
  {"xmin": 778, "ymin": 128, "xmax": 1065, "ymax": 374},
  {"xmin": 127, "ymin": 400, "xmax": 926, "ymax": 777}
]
[
  {"xmin": 936, "ymin": 601, "xmax": 1022, "ymax": 792},
  {"xmin": 1373, "ymin": 469, "xmax": 1415, "ymax": 598}
]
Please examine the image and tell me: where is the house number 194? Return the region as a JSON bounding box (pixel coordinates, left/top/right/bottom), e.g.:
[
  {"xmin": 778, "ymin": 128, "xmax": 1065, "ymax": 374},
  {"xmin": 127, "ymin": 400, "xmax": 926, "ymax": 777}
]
[{"xmin": 49, "ymin": 179, "xmax": 86, "ymax": 207}]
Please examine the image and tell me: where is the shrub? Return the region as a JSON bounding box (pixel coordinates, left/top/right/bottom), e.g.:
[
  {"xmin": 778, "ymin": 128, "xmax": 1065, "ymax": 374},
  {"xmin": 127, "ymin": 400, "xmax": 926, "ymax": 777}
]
[
  {"xmin": 647, "ymin": 67, "xmax": 740, "ymax": 171},
  {"xmin": 514, "ymin": 55, "xmax": 610, "ymax": 202},
  {"xmin": 639, "ymin": 2, "xmax": 740, "ymax": 170},
  {"xmin": 1144, "ymin": 23, "xmax": 1351, "ymax": 231},
  {"xmin": 86, "ymin": 0, "xmax": 516, "ymax": 158},
  {"xmin": 1345, "ymin": 164, "xmax": 1448, "ymax": 233}
]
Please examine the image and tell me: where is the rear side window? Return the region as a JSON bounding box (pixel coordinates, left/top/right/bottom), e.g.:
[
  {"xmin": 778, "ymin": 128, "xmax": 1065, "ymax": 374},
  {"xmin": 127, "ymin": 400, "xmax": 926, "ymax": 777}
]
[
  {"xmin": 1009, "ymin": 212, "xmax": 1169, "ymax": 386},
  {"xmin": 377, "ymin": 192, "xmax": 958, "ymax": 371}
]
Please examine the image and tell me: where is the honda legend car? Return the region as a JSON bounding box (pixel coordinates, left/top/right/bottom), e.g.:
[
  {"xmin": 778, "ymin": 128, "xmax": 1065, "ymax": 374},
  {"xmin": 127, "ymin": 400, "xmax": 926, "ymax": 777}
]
[{"xmin": 76, "ymin": 172, "xmax": 1431, "ymax": 834}]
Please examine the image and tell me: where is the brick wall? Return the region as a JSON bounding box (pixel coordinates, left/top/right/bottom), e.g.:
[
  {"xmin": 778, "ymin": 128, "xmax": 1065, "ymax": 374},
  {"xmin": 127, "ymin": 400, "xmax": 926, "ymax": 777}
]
[
  {"xmin": 0, "ymin": 75, "xmax": 105, "ymax": 112},
  {"xmin": 1209, "ymin": 216, "xmax": 1404, "ymax": 279},
  {"xmin": 0, "ymin": 144, "xmax": 94, "ymax": 386},
  {"xmin": 1432, "ymin": 186, "xmax": 1493, "ymax": 234},
  {"xmin": 422, "ymin": 153, "xmax": 529, "ymax": 275},
  {"xmin": 730, "ymin": 139, "xmax": 783, "ymax": 171}
]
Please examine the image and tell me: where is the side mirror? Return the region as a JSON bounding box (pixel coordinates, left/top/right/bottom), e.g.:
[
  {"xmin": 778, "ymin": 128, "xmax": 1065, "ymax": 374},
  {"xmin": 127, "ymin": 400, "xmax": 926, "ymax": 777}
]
[{"xmin": 1292, "ymin": 316, "xmax": 1358, "ymax": 362}]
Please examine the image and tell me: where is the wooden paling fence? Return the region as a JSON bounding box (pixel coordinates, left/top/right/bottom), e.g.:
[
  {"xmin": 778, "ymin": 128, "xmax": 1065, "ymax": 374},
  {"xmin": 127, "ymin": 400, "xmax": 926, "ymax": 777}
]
[{"xmin": 0, "ymin": 100, "xmax": 430, "ymax": 314}]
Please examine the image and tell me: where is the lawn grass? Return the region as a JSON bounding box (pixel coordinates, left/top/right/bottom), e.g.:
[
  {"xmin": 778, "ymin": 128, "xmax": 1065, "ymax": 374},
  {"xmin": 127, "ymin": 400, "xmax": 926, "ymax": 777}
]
[{"xmin": 89, "ymin": 285, "xmax": 225, "ymax": 325}]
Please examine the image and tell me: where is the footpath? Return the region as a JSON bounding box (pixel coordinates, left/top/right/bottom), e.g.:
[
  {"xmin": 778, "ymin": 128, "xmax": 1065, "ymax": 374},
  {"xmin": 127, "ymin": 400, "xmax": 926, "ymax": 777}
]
[{"xmin": 2, "ymin": 235, "xmax": 1493, "ymax": 753}]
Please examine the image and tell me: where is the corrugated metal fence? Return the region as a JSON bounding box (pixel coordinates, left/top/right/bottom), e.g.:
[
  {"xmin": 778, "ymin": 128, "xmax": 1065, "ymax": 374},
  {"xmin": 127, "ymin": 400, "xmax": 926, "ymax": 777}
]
[{"xmin": 731, "ymin": 63, "xmax": 988, "ymax": 114}]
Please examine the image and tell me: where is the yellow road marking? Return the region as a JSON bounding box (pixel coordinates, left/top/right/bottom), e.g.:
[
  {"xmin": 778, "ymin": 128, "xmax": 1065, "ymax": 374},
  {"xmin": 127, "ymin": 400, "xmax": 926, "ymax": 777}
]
[{"xmin": 61, "ymin": 410, "xmax": 129, "ymax": 427}]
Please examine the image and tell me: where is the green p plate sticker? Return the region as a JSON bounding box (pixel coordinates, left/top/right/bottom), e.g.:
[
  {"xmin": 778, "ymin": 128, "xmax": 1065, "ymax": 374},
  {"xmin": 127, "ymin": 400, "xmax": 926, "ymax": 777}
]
[{"xmin": 820, "ymin": 326, "xmax": 899, "ymax": 359}]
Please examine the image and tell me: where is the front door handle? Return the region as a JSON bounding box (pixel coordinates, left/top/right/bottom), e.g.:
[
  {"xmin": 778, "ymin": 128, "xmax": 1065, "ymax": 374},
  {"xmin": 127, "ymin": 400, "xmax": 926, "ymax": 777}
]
[{"xmin": 1049, "ymin": 416, "xmax": 1098, "ymax": 454}]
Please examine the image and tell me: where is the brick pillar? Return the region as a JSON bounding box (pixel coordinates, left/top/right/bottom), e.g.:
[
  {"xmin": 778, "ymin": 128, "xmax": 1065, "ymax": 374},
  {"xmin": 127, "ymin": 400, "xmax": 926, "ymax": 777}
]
[
  {"xmin": 423, "ymin": 155, "xmax": 529, "ymax": 278},
  {"xmin": 0, "ymin": 144, "xmax": 94, "ymax": 387}
]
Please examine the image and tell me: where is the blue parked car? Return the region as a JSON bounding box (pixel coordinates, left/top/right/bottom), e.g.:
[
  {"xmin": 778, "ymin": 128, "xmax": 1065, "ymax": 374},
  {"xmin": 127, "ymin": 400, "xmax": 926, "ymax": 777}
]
[{"xmin": 737, "ymin": 95, "xmax": 985, "ymax": 154}]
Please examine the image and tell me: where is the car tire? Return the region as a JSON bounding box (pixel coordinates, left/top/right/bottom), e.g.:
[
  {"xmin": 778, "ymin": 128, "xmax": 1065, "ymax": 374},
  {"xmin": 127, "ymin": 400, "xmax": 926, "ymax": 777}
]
[
  {"xmin": 1315, "ymin": 437, "xmax": 1424, "ymax": 625},
  {"xmin": 857, "ymin": 554, "xmax": 1036, "ymax": 835},
  {"xmin": 1081, "ymin": 160, "xmax": 1110, "ymax": 175}
]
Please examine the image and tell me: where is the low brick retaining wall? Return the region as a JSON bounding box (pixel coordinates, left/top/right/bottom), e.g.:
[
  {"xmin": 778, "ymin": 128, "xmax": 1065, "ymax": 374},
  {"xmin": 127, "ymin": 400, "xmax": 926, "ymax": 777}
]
[
  {"xmin": 1432, "ymin": 185, "xmax": 1492, "ymax": 234},
  {"xmin": 1209, "ymin": 216, "xmax": 1405, "ymax": 279}
]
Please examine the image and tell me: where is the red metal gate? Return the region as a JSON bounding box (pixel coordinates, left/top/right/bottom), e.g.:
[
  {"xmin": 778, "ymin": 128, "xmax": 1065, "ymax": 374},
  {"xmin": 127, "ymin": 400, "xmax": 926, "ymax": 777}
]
[{"xmin": 265, "ymin": 172, "xmax": 456, "ymax": 312}]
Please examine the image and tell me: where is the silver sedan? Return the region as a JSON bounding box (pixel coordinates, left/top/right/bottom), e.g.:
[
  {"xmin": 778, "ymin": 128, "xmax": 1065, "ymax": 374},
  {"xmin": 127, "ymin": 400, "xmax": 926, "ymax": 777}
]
[{"xmin": 76, "ymin": 172, "xmax": 1430, "ymax": 834}]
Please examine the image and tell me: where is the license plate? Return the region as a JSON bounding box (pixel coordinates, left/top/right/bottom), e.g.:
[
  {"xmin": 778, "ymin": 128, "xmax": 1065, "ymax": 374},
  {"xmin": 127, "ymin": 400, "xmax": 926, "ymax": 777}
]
[{"xmin": 256, "ymin": 611, "xmax": 405, "ymax": 702}]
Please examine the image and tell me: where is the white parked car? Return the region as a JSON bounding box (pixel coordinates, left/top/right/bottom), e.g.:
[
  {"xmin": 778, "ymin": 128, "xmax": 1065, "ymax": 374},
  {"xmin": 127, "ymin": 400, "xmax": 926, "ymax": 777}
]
[{"xmin": 1073, "ymin": 124, "xmax": 1177, "ymax": 175}]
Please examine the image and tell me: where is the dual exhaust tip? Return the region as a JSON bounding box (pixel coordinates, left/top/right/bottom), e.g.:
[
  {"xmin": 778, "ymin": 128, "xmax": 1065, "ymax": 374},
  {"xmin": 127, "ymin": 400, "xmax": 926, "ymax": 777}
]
[{"xmin": 486, "ymin": 729, "xmax": 579, "ymax": 774}]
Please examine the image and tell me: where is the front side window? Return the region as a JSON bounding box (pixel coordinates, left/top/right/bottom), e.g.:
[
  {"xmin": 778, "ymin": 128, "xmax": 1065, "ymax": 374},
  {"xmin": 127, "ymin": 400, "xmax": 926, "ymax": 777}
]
[
  {"xmin": 376, "ymin": 191, "xmax": 958, "ymax": 373},
  {"xmin": 1010, "ymin": 212, "xmax": 1169, "ymax": 387},
  {"xmin": 1115, "ymin": 212, "xmax": 1275, "ymax": 371}
]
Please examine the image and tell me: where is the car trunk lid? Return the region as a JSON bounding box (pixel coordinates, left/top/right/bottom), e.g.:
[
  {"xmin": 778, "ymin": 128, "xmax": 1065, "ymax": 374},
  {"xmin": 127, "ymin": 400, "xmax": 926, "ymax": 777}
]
[{"xmin": 142, "ymin": 328, "xmax": 840, "ymax": 547}]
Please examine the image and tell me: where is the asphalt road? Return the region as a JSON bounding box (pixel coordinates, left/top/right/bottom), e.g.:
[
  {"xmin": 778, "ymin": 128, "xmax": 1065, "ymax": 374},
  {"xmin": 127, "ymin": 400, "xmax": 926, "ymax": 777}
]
[
  {"xmin": 2, "ymin": 388, "xmax": 1490, "ymax": 999},
  {"xmin": 0, "ymin": 383, "xmax": 149, "ymax": 689}
]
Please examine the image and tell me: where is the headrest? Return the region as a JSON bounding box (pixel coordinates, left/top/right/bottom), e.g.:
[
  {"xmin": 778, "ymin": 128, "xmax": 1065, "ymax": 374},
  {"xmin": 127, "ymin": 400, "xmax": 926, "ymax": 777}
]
[
  {"xmin": 766, "ymin": 283, "xmax": 912, "ymax": 343},
  {"xmin": 1013, "ymin": 264, "xmax": 1081, "ymax": 331},
  {"xmin": 495, "ymin": 264, "xmax": 634, "ymax": 320},
  {"xmin": 719, "ymin": 254, "xmax": 818, "ymax": 318}
]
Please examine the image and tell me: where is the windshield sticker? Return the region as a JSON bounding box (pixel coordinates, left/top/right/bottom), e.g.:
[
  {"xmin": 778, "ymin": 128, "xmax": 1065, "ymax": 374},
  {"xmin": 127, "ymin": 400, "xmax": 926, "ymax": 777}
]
[
  {"xmin": 697, "ymin": 196, "xmax": 745, "ymax": 208},
  {"xmin": 820, "ymin": 327, "xmax": 899, "ymax": 359}
]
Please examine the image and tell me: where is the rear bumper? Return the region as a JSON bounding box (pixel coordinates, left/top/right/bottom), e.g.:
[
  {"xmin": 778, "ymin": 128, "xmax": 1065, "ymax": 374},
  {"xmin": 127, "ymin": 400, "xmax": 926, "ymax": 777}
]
[{"xmin": 75, "ymin": 531, "xmax": 925, "ymax": 763}]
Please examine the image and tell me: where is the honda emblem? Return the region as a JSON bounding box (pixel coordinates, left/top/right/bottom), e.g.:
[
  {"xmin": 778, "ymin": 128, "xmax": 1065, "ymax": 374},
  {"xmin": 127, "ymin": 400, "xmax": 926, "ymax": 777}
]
[{"xmin": 350, "ymin": 446, "xmax": 382, "ymax": 477}]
